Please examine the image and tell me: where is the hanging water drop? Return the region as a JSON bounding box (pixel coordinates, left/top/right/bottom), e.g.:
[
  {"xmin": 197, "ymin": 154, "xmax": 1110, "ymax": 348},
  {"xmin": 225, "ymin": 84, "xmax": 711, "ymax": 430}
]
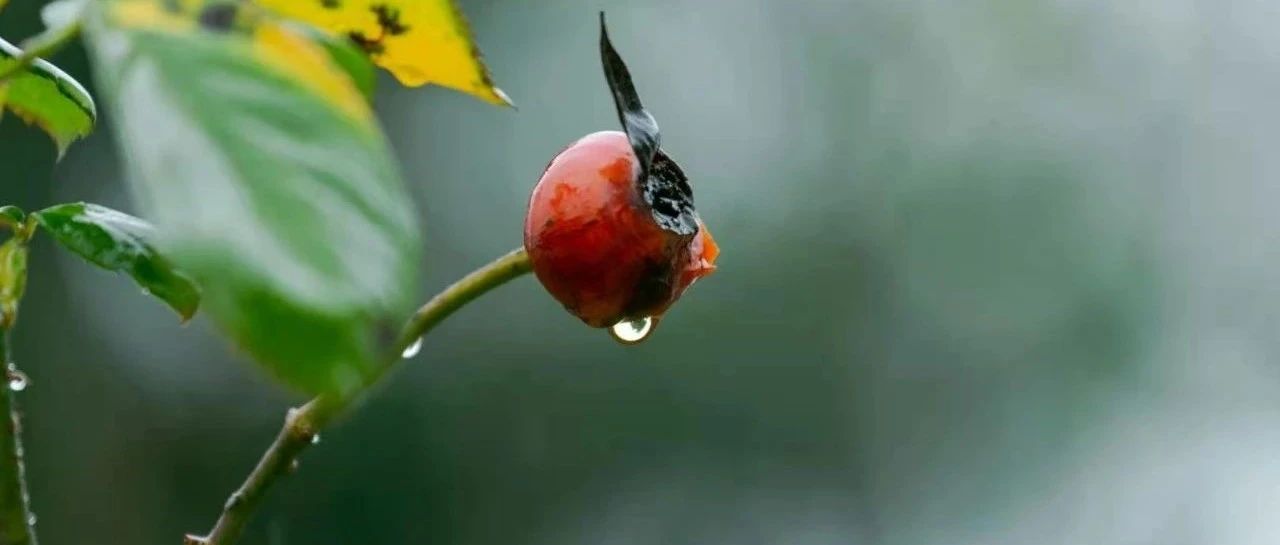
[
  {"xmin": 401, "ymin": 337, "xmax": 423, "ymax": 359},
  {"xmin": 6, "ymin": 364, "xmax": 27, "ymax": 392},
  {"xmin": 310, "ymin": 434, "xmax": 321, "ymax": 445},
  {"xmin": 609, "ymin": 317, "xmax": 655, "ymax": 344}
]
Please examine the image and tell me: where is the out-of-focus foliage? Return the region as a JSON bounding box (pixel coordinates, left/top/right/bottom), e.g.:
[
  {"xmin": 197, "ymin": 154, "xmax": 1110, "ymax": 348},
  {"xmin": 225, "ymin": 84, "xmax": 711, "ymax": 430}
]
[
  {"xmin": 288, "ymin": 21, "xmax": 378, "ymax": 100},
  {"xmin": 38, "ymin": 0, "xmax": 84, "ymax": 29},
  {"xmin": 83, "ymin": 0, "xmax": 421, "ymax": 393}
]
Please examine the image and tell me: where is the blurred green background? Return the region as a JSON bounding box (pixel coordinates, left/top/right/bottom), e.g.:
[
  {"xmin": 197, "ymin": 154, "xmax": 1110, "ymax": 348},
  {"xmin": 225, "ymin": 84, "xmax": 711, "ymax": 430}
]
[{"xmin": 3, "ymin": 0, "xmax": 1274, "ymax": 543}]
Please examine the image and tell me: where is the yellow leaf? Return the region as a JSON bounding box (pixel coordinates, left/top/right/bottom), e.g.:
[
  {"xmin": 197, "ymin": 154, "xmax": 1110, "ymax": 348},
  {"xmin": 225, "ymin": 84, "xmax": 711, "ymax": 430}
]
[{"xmin": 255, "ymin": 0, "xmax": 512, "ymax": 106}]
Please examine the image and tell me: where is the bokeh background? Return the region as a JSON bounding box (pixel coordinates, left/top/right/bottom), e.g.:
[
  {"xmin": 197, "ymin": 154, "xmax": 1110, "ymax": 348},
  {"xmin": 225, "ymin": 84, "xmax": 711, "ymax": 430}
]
[{"xmin": 3, "ymin": 0, "xmax": 1279, "ymax": 543}]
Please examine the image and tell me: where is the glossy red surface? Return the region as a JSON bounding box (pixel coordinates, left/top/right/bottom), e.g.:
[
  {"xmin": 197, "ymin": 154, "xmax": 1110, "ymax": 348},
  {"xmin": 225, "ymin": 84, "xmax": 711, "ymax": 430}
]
[{"xmin": 524, "ymin": 131, "xmax": 717, "ymax": 327}]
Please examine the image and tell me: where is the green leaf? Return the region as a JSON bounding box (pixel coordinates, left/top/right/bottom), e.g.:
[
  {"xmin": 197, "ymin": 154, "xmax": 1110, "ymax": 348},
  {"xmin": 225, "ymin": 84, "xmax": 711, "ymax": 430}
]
[
  {"xmin": 32, "ymin": 202, "xmax": 201, "ymax": 322},
  {"xmin": 0, "ymin": 206, "xmax": 24, "ymax": 229},
  {"xmin": 83, "ymin": 1, "xmax": 422, "ymax": 393},
  {"xmin": 0, "ymin": 37, "xmax": 96, "ymax": 156},
  {"xmin": 0, "ymin": 237, "xmax": 25, "ymax": 328}
]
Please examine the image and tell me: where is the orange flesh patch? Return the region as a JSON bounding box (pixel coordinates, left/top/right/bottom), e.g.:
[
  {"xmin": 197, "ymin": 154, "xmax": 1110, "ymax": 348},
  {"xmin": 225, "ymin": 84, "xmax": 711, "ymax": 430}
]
[{"xmin": 680, "ymin": 222, "xmax": 719, "ymax": 293}]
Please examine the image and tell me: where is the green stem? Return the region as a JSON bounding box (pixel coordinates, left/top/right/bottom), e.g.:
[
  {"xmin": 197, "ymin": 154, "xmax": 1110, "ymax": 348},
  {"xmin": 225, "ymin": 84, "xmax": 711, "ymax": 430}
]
[
  {"xmin": 0, "ymin": 17, "xmax": 83, "ymax": 83},
  {"xmin": 0, "ymin": 332, "xmax": 37, "ymax": 545},
  {"xmin": 186, "ymin": 248, "xmax": 532, "ymax": 545}
]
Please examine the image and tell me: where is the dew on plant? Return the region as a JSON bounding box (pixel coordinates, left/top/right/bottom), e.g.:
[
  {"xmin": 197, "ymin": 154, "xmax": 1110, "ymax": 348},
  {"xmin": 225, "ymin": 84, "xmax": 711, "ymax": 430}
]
[
  {"xmin": 401, "ymin": 337, "xmax": 422, "ymax": 359},
  {"xmin": 6, "ymin": 363, "xmax": 28, "ymax": 392},
  {"xmin": 609, "ymin": 317, "xmax": 654, "ymax": 344}
]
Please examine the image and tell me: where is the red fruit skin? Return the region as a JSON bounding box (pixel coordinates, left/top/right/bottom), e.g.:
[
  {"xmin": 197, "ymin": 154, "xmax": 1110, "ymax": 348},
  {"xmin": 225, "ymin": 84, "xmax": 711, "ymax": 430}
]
[{"xmin": 524, "ymin": 131, "xmax": 717, "ymax": 328}]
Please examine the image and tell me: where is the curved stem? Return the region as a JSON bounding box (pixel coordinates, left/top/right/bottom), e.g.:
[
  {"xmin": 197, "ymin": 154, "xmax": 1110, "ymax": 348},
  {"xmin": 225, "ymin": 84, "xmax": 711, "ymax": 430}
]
[
  {"xmin": 382, "ymin": 247, "xmax": 535, "ymax": 384},
  {"xmin": 0, "ymin": 18, "xmax": 83, "ymax": 83},
  {"xmin": 186, "ymin": 248, "xmax": 532, "ymax": 545},
  {"xmin": 0, "ymin": 332, "xmax": 37, "ymax": 545}
]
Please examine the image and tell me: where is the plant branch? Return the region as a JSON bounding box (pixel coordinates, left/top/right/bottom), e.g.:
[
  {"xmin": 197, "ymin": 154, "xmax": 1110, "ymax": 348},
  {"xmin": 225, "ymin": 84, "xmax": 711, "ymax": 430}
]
[
  {"xmin": 186, "ymin": 248, "xmax": 532, "ymax": 545},
  {"xmin": 0, "ymin": 332, "xmax": 37, "ymax": 545},
  {"xmin": 0, "ymin": 17, "xmax": 84, "ymax": 83},
  {"xmin": 0, "ymin": 224, "xmax": 35, "ymax": 545}
]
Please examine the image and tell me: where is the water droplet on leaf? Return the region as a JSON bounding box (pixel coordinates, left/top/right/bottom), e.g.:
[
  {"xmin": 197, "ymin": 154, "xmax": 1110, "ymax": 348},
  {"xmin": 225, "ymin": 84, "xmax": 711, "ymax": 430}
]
[
  {"xmin": 310, "ymin": 434, "xmax": 321, "ymax": 445},
  {"xmin": 401, "ymin": 337, "xmax": 422, "ymax": 359},
  {"xmin": 609, "ymin": 317, "xmax": 655, "ymax": 344},
  {"xmin": 27, "ymin": 513, "xmax": 36, "ymax": 525}
]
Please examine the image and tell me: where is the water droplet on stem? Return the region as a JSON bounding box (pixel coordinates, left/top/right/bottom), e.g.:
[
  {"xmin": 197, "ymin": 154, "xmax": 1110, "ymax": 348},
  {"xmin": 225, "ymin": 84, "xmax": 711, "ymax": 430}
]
[
  {"xmin": 6, "ymin": 363, "xmax": 27, "ymax": 392},
  {"xmin": 609, "ymin": 317, "xmax": 655, "ymax": 344},
  {"xmin": 401, "ymin": 337, "xmax": 423, "ymax": 359}
]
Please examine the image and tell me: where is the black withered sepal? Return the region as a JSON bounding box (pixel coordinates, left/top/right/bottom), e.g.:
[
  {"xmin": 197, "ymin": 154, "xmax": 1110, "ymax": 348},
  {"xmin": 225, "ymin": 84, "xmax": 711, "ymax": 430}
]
[{"xmin": 599, "ymin": 12, "xmax": 698, "ymax": 236}]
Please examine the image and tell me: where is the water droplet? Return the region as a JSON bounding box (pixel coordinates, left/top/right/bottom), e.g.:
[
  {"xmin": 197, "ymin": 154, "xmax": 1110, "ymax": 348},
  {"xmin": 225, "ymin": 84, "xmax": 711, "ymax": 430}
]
[
  {"xmin": 609, "ymin": 317, "xmax": 655, "ymax": 344},
  {"xmin": 6, "ymin": 364, "xmax": 27, "ymax": 392},
  {"xmin": 310, "ymin": 434, "xmax": 321, "ymax": 445},
  {"xmin": 140, "ymin": 287, "xmax": 151, "ymax": 296},
  {"xmin": 27, "ymin": 513, "xmax": 36, "ymax": 525},
  {"xmin": 401, "ymin": 337, "xmax": 422, "ymax": 359}
]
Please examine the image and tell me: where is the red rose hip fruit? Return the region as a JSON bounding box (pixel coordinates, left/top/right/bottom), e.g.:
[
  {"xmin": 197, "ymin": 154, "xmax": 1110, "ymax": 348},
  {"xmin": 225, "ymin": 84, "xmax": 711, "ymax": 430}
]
[
  {"xmin": 523, "ymin": 14, "xmax": 718, "ymax": 338},
  {"xmin": 524, "ymin": 131, "xmax": 718, "ymax": 329}
]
